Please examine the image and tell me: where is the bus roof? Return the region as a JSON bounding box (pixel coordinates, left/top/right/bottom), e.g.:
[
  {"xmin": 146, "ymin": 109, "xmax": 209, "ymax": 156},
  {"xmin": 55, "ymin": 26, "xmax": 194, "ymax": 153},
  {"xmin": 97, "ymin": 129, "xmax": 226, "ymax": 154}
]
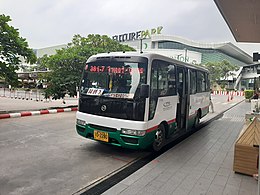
[{"xmin": 87, "ymin": 52, "xmax": 209, "ymax": 73}]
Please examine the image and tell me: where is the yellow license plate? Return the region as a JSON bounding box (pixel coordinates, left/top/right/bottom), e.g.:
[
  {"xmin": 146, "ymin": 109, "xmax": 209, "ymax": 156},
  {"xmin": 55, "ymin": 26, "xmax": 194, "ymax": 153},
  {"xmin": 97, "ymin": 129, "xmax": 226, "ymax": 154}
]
[{"xmin": 94, "ymin": 130, "xmax": 109, "ymax": 142}]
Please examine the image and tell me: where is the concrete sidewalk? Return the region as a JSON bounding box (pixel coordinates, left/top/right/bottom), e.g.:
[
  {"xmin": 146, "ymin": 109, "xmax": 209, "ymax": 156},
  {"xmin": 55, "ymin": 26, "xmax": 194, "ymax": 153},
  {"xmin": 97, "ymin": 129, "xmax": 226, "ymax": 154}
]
[
  {"xmin": 103, "ymin": 101, "xmax": 258, "ymax": 195},
  {"xmin": 0, "ymin": 96, "xmax": 78, "ymax": 114}
]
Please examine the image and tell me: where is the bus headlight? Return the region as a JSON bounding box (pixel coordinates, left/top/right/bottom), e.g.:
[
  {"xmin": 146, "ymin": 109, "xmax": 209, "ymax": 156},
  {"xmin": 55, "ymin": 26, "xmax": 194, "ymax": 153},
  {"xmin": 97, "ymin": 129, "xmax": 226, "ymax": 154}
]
[
  {"xmin": 121, "ymin": 128, "xmax": 146, "ymax": 136},
  {"xmin": 77, "ymin": 119, "xmax": 86, "ymax": 126}
]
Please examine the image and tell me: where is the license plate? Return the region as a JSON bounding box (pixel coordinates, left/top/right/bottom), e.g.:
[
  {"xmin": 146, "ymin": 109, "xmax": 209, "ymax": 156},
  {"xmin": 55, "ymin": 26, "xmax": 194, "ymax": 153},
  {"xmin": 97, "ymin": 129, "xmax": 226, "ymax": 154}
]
[{"xmin": 94, "ymin": 130, "xmax": 109, "ymax": 142}]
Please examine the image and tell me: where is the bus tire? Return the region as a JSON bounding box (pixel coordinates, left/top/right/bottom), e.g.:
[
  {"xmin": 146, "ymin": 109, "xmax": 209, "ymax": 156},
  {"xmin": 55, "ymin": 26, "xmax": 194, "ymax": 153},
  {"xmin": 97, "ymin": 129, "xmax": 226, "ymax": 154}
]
[
  {"xmin": 152, "ymin": 123, "xmax": 166, "ymax": 152},
  {"xmin": 194, "ymin": 111, "xmax": 201, "ymax": 129}
]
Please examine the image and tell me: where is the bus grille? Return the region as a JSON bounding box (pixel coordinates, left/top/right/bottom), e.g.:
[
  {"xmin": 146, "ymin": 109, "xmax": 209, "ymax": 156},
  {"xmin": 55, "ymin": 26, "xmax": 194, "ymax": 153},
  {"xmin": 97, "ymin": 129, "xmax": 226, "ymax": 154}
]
[{"xmin": 89, "ymin": 124, "xmax": 117, "ymax": 132}]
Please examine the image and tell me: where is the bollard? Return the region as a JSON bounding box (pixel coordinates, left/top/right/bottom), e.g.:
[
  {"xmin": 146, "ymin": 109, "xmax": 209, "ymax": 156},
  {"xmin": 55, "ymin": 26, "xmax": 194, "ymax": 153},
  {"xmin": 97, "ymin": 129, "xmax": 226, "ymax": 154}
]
[{"xmin": 231, "ymin": 92, "xmax": 234, "ymax": 100}]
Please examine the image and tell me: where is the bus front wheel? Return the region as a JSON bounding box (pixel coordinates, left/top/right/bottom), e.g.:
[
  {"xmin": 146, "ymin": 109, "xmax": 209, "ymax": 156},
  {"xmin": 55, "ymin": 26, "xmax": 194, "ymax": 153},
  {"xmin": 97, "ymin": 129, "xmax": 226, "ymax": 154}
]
[{"xmin": 152, "ymin": 124, "xmax": 166, "ymax": 152}]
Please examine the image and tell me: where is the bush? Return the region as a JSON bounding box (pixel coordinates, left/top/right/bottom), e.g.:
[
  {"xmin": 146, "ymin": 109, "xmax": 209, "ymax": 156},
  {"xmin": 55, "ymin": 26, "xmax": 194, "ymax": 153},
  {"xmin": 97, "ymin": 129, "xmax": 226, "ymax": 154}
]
[{"xmin": 244, "ymin": 90, "xmax": 254, "ymax": 99}]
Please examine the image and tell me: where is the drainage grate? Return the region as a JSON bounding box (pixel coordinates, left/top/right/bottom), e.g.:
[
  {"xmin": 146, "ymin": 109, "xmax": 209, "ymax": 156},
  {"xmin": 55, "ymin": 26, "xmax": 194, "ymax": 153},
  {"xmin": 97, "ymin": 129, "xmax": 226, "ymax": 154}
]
[{"xmin": 77, "ymin": 153, "xmax": 157, "ymax": 195}]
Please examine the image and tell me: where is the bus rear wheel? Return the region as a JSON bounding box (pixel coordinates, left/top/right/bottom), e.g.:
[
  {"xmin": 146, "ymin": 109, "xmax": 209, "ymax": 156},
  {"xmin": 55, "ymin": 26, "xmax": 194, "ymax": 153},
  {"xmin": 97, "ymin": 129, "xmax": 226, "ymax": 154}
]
[{"xmin": 152, "ymin": 124, "xmax": 166, "ymax": 152}]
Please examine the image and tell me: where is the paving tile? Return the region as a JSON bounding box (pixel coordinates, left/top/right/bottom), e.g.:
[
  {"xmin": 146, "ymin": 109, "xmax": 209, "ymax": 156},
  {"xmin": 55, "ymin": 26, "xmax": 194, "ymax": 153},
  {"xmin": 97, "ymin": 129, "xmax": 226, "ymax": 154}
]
[
  {"xmin": 201, "ymin": 169, "xmax": 218, "ymax": 181},
  {"xmin": 154, "ymin": 169, "xmax": 176, "ymax": 183},
  {"xmin": 200, "ymin": 152, "xmax": 215, "ymax": 164},
  {"xmin": 212, "ymin": 175, "xmax": 228, "ymax": 186},
  {"xmin": 137, "ymin": 180, "xmax": 164, "ymax": 195},
  {"xmin": 189, "ymin": 187, "xmax": 207, "ymax": 195},
  {"xmin": 180, "ymin": 165, "xmax": 194, "ymax": 173},
  {"xmin": 223, "ymin": 184, "xmax": 239, "ymax": 195},
  {"xmin": 177, "ymin": 176, "xmax": 197, "ymax": 191},
  {"xmin": 119, "ymin": 167, "xmax": 163, "ymax": 195},
  {"xmin": 217, "ymin": 167, "xmax": 231, "ymax": 177},
  {"xmin": 172, "ymin": 187, "xmax": 191, "ymax": 195},
  {"xmin": 156, "ymin": 175, "xmax": 183, "ymax": 194},
  {"xmin": 212, "ymin": 151, "xmax": 228, "ymax": 164},
  {"xmin": 200, "ymin": 140, "xmax": 216, "ymax": 151},
  {"xmin": 193, "ymin": 177, "xmax": 212, "ymax": 191},
  {"xmin": 120, "ymin": 165, "xmax": 153, "ymax": 186},
  {"xmin": 206, "ymin": 163, "xmax": 221, "ymax": 172},
  {"xmin": 238, "ymin": 188, "xmax": 257, "ymax": 195},
  {"xmin": 239, "ymin": 176, "xmax": 258, "ymax": 193},
  {"xmin": 102, "ymin": 183, "xmax": 128, "ymax": 195},
  {"xmin": 194, "ymin": 162, "xmax": 209, "ymax": 172},
  {"xmin": 221, "ymin": 155, "xmax": 234, "ymax": 169},
  {"xmin": 174, "ymin": 169, "xmax": 190, "ymax": 180},
  {"xmin": 206, "ymin": 184, "xmax": 225, "ymax": 195},
  {"xmin": 116, "ymin": 182, "xmax": 144, "ymax": 195},
  {"xmin": 227, "ymin": 173, "xmax": 242, "ymax": 187}
]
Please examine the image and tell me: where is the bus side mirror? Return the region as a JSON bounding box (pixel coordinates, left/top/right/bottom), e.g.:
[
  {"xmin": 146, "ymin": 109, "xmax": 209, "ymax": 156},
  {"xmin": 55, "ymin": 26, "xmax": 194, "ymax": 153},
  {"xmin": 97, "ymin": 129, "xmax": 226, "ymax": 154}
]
[{"xmin": 140, "ymin": 84, "xmax": 149, "ymax": 98}]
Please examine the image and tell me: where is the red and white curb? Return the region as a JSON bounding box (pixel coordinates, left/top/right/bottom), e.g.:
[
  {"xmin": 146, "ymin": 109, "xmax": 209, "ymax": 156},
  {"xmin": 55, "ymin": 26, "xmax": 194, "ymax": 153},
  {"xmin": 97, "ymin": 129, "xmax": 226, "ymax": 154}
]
[
  {"xmin": 0, "ymin": 107, "xmax": 78, "ymax": 119},
  {"xmin": 213, "ymin": 91, "xmax": 244, "ymax": 96}
]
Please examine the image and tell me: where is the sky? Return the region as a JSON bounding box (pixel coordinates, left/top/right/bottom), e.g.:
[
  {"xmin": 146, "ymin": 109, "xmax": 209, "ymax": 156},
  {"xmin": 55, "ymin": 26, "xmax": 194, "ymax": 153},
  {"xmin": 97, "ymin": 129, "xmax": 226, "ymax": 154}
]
[{"xmin": 1, "ymin": 0, "xmax": 260, "ymax": 57}]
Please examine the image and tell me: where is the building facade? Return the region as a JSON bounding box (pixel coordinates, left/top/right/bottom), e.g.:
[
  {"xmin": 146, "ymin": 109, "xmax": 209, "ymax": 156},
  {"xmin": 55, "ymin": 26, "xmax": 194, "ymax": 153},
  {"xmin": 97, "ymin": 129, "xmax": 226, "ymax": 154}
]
[
  {"xmin": 124, "ymin": 35, "xmax": 252, "ymax": 66},
  {"xmin": 122, "ymin": 35, "xmax": 254, "ymax": 90},
  {"xmin": 16, "ymin": 35, "xmax": 256, "ymax": 90}
]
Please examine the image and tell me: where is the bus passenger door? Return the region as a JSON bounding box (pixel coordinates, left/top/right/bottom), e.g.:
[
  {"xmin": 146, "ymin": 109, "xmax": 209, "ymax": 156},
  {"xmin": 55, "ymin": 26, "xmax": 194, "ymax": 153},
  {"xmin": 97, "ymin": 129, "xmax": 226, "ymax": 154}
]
[{"xmin": 176, "ymin": 67, "xmax": 187, "ymax": 130}]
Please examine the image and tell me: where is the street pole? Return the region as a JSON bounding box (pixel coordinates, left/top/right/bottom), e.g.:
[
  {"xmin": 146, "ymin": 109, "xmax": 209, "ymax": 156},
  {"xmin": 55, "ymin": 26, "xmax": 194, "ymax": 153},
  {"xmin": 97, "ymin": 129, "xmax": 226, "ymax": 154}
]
[
  {"xmin": 3, "ymin": 78, "xmax": 6, "ymax": 97},
  {"xmin": 140, "ymin": 38, "xmax": 143, "ymax": 54}
]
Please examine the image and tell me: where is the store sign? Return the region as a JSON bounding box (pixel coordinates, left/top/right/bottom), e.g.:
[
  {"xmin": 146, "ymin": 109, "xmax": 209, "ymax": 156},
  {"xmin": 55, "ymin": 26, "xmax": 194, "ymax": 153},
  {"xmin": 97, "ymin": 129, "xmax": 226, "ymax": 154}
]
[
  {"xmin": 153, "ymin": 49, "xmax": 202, "ymax": 65},
  {"xmin": 112, "ymin": 26, "xmax": 163, "ymax": 42}
]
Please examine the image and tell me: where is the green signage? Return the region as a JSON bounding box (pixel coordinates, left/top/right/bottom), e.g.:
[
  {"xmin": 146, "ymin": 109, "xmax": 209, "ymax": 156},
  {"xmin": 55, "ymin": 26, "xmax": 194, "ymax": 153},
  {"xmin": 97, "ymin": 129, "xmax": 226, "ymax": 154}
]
[{"xmin": 112, "ymin": 26, "xmax": 163, "ymax": 42}]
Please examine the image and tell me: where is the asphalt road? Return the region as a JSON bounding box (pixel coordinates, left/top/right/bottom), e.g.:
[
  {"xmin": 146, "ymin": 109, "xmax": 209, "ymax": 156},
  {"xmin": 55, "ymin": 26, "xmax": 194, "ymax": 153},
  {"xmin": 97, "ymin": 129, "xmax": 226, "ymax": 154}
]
[{"xmin": 0, "ymin": 112, "xmax": 148, "ymax": 195}]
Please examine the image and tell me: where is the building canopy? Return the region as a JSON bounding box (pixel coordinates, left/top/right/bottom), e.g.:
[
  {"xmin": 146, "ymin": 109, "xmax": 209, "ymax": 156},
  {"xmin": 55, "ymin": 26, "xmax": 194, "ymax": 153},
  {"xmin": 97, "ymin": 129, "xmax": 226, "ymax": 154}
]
[{"xmin": 214, "ymin": 0, "xmax": 260, "ymax": 43}]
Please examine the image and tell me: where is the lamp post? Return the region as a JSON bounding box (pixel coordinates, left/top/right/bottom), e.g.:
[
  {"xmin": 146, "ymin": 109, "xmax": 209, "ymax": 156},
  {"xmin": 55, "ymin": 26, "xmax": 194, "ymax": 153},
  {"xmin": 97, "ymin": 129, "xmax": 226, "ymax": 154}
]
[
  {"xmin": 140, "ymin": 38, "xmax": 143, "ymax": 54},
  {"xmin": 3, "ymin": 77, "xmax": 6, "ymax": 97}
]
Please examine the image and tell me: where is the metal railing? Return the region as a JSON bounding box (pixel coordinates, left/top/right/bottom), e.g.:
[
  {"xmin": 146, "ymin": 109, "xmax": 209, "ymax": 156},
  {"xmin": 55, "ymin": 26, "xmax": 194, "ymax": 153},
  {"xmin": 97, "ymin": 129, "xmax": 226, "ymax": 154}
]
[{"xmin": 0, "ymin": 88, "xmax": 44, "ymax": 101}]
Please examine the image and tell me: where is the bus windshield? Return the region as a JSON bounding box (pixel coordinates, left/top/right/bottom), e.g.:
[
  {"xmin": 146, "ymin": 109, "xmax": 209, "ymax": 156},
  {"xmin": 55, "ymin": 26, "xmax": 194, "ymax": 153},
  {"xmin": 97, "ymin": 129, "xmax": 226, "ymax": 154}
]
[{"xmin": 80, "ymin": 61, "xmax": 147, "ymax": 99}]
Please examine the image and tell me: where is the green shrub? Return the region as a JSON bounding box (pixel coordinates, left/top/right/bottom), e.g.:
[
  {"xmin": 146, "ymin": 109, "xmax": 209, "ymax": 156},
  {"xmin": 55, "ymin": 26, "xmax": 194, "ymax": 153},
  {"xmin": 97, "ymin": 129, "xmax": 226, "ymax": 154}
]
[{"xmin": 244, "ymin": 90, "xmax": 254, "ymax": 99}]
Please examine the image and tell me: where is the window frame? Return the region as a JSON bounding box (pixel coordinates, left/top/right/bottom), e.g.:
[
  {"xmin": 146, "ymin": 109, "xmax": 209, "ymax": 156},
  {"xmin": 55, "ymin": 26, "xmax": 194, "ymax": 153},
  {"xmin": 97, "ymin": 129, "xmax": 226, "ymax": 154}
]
[{"xmin": 189, "ymin": 69, "xmax": 197, "ymax": 94}]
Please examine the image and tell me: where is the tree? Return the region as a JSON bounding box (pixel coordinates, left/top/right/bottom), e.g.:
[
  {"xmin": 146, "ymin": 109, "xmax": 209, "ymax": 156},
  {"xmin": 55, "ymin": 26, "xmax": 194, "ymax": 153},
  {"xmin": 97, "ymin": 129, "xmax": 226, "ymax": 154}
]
[
  {"xmin": 204, "ymin": 60, "xmax": 239, "ymax": 88},
  {"xmin": 39, "ymin": 34, "xmax": 135, "ymax": 99},
  {"xmin": 0, "ymin": 14, "xmax": 36, "ymax": 87}
]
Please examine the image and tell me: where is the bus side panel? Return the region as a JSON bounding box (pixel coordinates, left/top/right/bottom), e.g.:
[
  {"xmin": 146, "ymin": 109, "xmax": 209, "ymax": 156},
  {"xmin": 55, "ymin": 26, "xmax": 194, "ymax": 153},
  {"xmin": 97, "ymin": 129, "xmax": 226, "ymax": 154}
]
[
  {"xmin": 147, "ymin": 96, "xmax": 179, "ymax": 137},
  {"xmin": 189, "ymin": 92, "xmax": 210, "ymax": 127}
]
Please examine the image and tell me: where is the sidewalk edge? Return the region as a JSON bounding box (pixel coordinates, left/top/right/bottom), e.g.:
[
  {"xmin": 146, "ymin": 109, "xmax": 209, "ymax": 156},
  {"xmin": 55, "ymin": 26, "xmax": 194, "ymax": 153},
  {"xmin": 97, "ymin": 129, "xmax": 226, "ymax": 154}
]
[{"xmin": 0, "ymin": 107, "xmax": 78, "ymax": 119}]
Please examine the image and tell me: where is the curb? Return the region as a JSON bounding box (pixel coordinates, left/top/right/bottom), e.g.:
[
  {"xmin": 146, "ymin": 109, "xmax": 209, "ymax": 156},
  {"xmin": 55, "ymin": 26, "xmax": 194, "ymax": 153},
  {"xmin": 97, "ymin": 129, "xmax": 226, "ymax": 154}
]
[{"xmin": 0, "ymin": 107, "xmax": 78, "ymax": 120}]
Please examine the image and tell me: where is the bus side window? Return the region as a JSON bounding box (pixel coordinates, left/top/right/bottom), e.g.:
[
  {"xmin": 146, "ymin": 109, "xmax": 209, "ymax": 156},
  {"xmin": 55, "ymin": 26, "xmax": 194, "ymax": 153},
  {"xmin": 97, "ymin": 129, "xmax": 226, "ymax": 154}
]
[
  {"xmin": 197, "ymin": 71, "xmax": 205, "ymax": 93},
  {"xmin": 155, "ymin": 61, "xmax": 169, "ymax": 97},
  {"xmin": 158, "ymin": 62, "xmax": 178, "ymax": 97},
  {"xmin": 150, "ymin": 68, "xmax": 158, "ymax": 98},
  {"xmin": 190, "ymin": 69, "xmax": 197, "ymax": 94},
  {"xmin": 201, "ymin": 72, "xmax": 206, "ymax": 92},
  {"xmin": 176, "ymin": 67, "xmax": 185, "ymax": 96},
  {"xmin": 167, "ymin": 64, "xmax": 176, "ymax": 95},
  {"xmin": 149, "ymin": 61, "xmax": 159, "ymax": 120},
  {"xmin": 206, "ymin": 73, "xmax": 210, "ymax": 91}
]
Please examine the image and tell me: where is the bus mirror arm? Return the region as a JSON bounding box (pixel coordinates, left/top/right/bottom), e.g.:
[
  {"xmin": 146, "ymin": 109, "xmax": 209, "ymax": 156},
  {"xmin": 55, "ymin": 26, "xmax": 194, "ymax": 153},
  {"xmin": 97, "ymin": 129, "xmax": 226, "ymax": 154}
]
[{"xmin": 140, "ymin": 84, "xmax": 149, "ymax": 98}]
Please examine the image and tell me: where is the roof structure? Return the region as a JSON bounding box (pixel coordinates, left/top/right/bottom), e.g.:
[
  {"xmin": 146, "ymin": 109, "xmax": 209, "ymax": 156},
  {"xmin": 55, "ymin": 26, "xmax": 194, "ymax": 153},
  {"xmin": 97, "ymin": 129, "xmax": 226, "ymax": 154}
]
[
  {"xmin": 214, "ymin": 0, "xmax": 260, "ymax": 43},
  {"xmin": 151, "ymin": 35, "xmax": 253, "ymax": 64}
]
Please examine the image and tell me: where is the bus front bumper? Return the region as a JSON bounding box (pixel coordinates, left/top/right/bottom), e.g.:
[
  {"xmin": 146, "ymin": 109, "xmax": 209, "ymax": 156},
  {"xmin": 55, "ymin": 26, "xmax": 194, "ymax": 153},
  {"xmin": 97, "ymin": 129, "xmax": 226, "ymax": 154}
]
[{"xmin": 76, "ymin": 124, "xmax": 155, "ymax": 150}]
